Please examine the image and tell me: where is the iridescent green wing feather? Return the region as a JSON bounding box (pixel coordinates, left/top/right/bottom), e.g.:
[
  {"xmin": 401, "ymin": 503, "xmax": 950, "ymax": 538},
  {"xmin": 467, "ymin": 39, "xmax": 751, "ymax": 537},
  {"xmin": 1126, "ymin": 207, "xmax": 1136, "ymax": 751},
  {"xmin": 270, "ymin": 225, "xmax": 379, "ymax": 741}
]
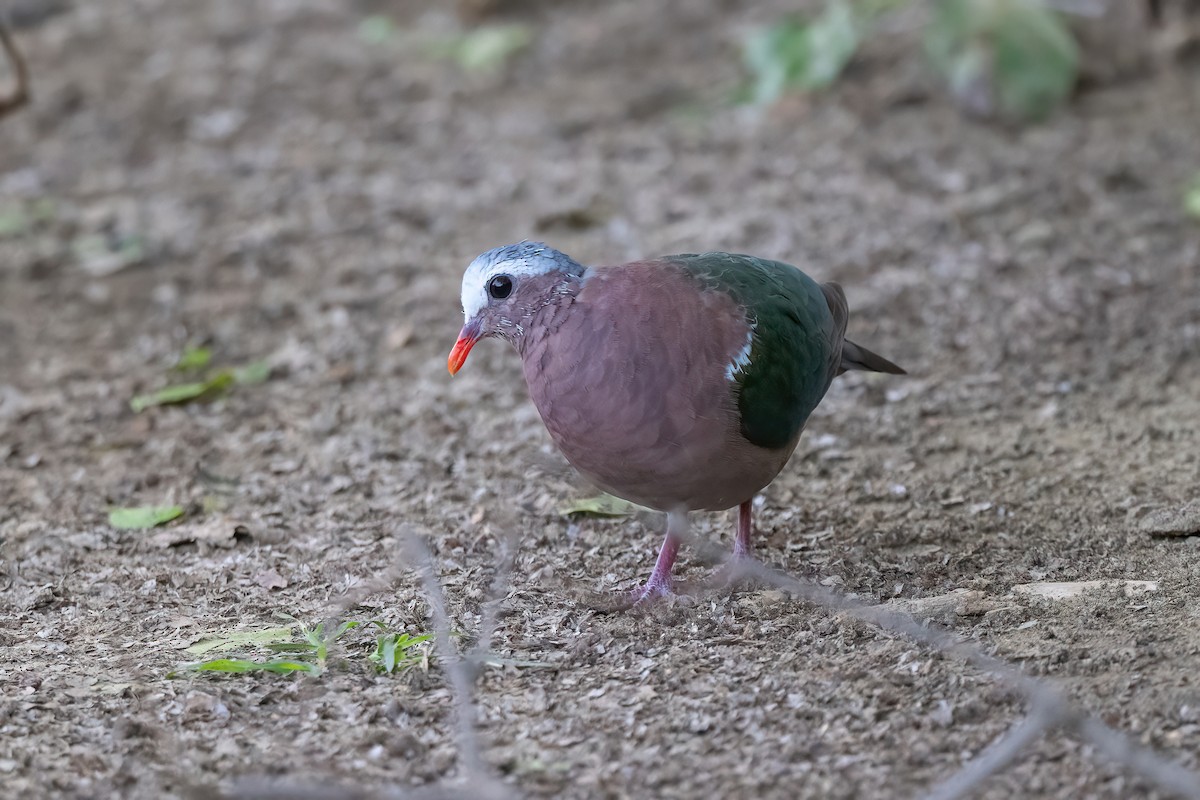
[{"xmin": 672, "ymin": 252, "xmax": 839, "ymax": 450}]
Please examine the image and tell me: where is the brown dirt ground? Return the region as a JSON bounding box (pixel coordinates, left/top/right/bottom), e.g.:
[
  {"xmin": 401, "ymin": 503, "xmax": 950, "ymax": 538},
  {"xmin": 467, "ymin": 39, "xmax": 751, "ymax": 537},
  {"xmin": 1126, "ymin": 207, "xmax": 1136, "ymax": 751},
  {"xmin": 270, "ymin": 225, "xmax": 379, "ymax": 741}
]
[{"xmin": 3, "ymin": 2, "xmax": 1200, "ymax": 798}]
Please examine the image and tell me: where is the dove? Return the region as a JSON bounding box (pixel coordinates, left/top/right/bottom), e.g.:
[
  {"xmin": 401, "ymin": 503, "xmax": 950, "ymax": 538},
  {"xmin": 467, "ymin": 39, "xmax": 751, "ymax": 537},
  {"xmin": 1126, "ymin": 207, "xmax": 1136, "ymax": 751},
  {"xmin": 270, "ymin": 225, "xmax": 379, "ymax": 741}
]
[{"xmin": 449, "ymin": 242, "xmax": 904, "ymax": 604}]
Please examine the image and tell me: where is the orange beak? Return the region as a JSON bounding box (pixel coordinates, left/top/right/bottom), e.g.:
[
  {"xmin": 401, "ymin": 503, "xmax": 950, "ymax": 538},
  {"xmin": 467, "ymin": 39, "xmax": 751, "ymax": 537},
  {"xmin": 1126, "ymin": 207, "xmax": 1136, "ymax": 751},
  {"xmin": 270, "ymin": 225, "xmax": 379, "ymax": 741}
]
[{"xmin": 447, "ymin": 323, "xmax": 481, "ymax": 375}]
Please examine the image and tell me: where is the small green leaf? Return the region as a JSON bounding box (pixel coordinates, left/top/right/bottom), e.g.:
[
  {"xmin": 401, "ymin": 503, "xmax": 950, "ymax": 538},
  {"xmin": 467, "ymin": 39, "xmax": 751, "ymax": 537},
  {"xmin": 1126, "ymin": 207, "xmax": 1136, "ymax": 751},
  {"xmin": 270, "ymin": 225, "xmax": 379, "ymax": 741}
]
[
  {"xmin": 31, "ymin": 198, "xmax": 57, "ymax": 223},
  {"xmin": 558, "ymin": 494, "xmax": 643, "ymax": 518},
  {"xmin": 381, "ymin": 635, "xmax": 396, "ymax": 673},
  {"xmin": 130, "ymin": 370, "xmax": 236, "ymax": 412},
  {"xmin": 0, "ymin": 199, "xmax": 56, "ymax": 239},
  {"xmin": 358, "ymin": 14, "xmax": 396, "ymax": 45},
  {"xmin": 296, "ymin": 618, "xmax": 360, "ymax": 662},
  {"xmin": 0, "ymin": 207, "xmax": 28, "ymax": 238},
  {"xmin": 185, "ymin": 627, "xmax": 295, "ymax": 656},
  {"xmin": 130, "ymin": 380, "xmax": 213, "ymax": 412},
  {"xmin": 180, "ymin": 619, "xmax": 430, "ymax": 678},
  {"xmin": 1185, "ymin": 174, "xmax": 1200, "ymax": 220},
  {"xmin": 370, "ymin": 632, "xmax": 432, "ymax": 674},
  {"xmin": 233, "ymin": 360, "xmax": 271, "ymax": 385},
  {"xmin": 800, "ymin": 1, "xmax": 860, "ymax": 89},
  {"xmin": 431, "ymin": 24, "xmax": 533, "ymax": 73},
  {"xmin": 179, "ymin": 658, "xmax": 318, "ymax": 675},
  {"xmin": 334, "ymin": 620, "xmax": 362, "ymax": 638},
  {"xmin": 109, "ymin": 505, "xmax": 184, "ymax": 530},
  {"xmin": 174, "ymin": 346, "xmax": 213, "ymax": 372},
  {"xmin": 129, "ymin": 362, "xmax": 265, "ymax": 412},
  {"xmin": 298, "ymin": 624, "xmax": 327, "ymax": 662}
]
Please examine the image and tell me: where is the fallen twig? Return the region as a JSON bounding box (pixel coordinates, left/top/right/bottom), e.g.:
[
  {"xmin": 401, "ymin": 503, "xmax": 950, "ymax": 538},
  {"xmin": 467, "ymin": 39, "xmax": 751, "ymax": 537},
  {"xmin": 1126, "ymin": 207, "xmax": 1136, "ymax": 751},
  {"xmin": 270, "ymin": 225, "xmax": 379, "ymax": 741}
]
[
  {"xmin": 698, "ymin": 544, "xmax": 1200, "ymax": 800},
  {"xmin": 404, "ymin": 528, "xmax": 518, "ymax": 800},
  {"xmin": 210, "ymin": 514, "xmax": 1200, "ymax": 800},
  {"xmin": 923, "ymin": 707, "xmax": 1061, "ymax": 800}
]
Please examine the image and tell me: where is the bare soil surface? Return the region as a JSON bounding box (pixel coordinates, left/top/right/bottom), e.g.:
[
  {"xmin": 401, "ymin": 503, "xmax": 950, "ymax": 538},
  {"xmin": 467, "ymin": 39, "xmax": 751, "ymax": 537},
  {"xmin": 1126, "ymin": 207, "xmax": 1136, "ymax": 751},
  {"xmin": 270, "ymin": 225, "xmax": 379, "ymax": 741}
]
[{"xmin": 3, "ymin": 2, "xmax": 1200, "ymax": 798}]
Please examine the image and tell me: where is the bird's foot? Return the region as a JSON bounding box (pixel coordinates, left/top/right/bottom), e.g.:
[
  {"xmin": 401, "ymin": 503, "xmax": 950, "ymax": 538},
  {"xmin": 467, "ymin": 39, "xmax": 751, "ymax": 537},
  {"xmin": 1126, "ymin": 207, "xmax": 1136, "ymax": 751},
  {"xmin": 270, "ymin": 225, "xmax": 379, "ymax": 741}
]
[
  {"xmin": 586, "ymin": 521, "xmax": 690, "ymax": 613},
  {"xmin": 629, "ymin": 575, "xmax": 677, "ymax": 606},
  {"xmin": 585, "ymin": 576, "xmax": 684, "ymax": 613},
  {"xmin": 704, "ymin": 500, "xmax": 757, "ymax": 592}
]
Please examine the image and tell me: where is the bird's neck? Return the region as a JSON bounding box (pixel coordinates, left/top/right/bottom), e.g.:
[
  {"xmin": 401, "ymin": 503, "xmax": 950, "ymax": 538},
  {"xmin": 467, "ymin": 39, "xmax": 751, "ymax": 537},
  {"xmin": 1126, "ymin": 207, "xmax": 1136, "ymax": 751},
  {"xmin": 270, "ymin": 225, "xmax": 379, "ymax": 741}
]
[{"xmin": 513, "ymin": 273, "xmax": 583, "ymax": 358}]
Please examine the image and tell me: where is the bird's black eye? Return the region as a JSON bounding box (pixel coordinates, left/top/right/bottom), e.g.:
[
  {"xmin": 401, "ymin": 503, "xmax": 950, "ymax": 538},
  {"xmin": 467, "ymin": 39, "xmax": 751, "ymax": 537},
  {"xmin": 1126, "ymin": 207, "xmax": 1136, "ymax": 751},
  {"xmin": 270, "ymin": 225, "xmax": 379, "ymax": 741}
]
[{"xmin": 487, "ymin": 274, "xmax": 513, "ymax": 300}]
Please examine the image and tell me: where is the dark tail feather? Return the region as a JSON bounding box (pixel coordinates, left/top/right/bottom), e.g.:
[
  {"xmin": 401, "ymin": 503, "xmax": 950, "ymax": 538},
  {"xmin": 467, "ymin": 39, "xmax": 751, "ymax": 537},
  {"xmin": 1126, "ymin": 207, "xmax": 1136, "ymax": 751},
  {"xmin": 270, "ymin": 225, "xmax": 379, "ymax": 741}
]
[{"xmin": 840, "ymin": 339, "xmax": 906, "ymax": 375}]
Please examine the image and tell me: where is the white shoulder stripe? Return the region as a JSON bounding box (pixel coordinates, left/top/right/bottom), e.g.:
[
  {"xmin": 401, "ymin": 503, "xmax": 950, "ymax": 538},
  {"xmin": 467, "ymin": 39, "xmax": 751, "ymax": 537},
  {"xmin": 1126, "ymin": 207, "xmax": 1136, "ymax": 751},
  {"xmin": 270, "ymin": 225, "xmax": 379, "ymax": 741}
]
[{"xmin": 725, "ymin": 326, "xmax": 755, "ymax": 382}]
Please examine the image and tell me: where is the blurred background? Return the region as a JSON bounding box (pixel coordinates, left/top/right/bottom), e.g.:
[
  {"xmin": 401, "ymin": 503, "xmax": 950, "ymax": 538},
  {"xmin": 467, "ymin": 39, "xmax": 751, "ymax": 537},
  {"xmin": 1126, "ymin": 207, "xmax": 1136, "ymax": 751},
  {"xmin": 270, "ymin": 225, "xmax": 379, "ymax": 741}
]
[{"xmin": 2, "ymin": 1, "xmax": 1200, "ymax": 797}]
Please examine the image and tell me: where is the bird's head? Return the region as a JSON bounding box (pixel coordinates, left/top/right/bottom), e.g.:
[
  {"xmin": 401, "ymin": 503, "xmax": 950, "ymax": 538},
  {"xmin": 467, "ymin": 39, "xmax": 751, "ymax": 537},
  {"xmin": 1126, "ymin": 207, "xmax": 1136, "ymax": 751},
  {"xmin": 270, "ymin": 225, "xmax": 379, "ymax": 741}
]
[{"xmin": 448, "ymin": 242, "xmax": 585, "ymax": 375}]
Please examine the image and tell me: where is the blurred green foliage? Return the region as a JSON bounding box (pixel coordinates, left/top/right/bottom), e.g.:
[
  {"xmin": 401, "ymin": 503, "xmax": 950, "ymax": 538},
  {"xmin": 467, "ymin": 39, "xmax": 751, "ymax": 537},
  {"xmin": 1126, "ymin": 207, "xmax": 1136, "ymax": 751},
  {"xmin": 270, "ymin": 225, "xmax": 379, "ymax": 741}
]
[
  {"xmin": 130, "ymin": 355, "xmax": 269, "ymax": 413},
  {"xmin": 186, "ymin": 627, "xmax": 294, "ymax": 656},
  {"xmin": 559, "ymin": 493, "xmax": 647, "ymax": 518},
  {"xmin": 370, "ymin": 632, "xmax": 433, "ymax": 675},
  {"xmin": 173, "ymin": 345, "xmax": 213, "ymax": 372},
  {"xmin": 358, "ymin": 14, "xmax": 531, "ymax": 75},
  {"xmin": 357, "ymin": 15, "xmax": 397, "ymax": 45},
  {"xmin": 430, "ymin": 24, "xmax": 533, "ymax": 73},
  {"xmin": 0, "ymin": 198, "xmax": 55, "ymax": 238},
  {"xmin": 173, "ymin": 620, "xmax": 432, "ymax": 679},
  {"xmin": 745, "ymin": 0, "xmax": 1080, "ymax": 122},
  {"xmin": 743, "ymin": 1, "xmax": 863, "ymax": 104},
  {"xmin": 1186, "ymin": 174, "xmax": 1200, "ymax": 220},
  {"xmin": 926, "ymin": 0, "xmax": 1078, "ymax": 121},
  {"xmin": 109, "ymin": 505, "xmax": 185, "ymax": 529}
]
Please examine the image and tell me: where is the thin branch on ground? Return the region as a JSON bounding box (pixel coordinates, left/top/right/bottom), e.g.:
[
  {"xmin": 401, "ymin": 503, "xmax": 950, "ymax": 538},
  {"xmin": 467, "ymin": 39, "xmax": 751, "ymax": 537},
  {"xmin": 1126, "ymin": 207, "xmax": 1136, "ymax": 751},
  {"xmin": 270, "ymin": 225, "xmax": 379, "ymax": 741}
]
[
  {"xmin": 695, "ymin": 543, "xmax": 1200, "ymax": 800},
  {"xmin": 922, "ymin": 707, "xmax": 1061, "ymax": 800},
  {"xmin": 404, "ymin": 526, "xmax": 518, "ymax": 800},
  {"xmin": 463, "ymin": 525, "xmax": 521, "ymax": 677},
  {"xmin": 0, "ymin": 18, "xmax": 31, "ymax": 119},
  {"xmin": 1077, "ymin": 717, "xmax": 1200, "ymax": 800},
  {"xmin": 214, "ymin": 777, "xmax": 499, "ymax": 800},
  {"xmin": 217, "ymin": 522, "xmax": 519, "ymax": 800},
  {"xmin": 215, "ymin": 515, "xmax": 1200, "ymax": 800},
  {"xmin": 211, "ymin": 780, "xmax": 370, "ymax": 800},
  {"xmin": 406, "ymin": 531, "xmax": 487, "ymax": 781}
]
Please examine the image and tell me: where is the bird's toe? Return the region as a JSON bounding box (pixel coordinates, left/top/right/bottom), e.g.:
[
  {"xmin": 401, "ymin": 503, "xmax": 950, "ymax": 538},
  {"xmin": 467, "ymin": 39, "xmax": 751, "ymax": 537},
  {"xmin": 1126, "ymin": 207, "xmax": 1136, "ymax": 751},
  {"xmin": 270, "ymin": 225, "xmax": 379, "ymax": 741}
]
[{"xmin": 630, "ymin": 578, "xmax": 677, "ymax": 606}]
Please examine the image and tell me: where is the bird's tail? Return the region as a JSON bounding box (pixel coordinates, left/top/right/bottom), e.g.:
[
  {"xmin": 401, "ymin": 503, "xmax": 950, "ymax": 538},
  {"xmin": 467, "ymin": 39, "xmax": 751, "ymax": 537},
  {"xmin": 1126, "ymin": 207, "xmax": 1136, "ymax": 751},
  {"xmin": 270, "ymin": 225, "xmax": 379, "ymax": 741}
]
[{"xmin": 840, "ymin": 340, "xmax": 906, "ymax": 375}]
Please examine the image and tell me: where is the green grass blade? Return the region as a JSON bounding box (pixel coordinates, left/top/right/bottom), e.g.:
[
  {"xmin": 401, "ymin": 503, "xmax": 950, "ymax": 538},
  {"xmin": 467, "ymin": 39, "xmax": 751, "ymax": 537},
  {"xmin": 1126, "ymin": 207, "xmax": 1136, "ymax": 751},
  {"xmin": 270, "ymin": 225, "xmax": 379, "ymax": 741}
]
[
  {"xmin": 174, "ymin": 345, "xmax": 212, "ymax": 372},
  {"xmin": 382, "ymin": 636, "xmax": 397, "ymax": 674},
  {"xmin": 108, "ymin": 505, "xmax": 184, "ymax": 530},
  {"xmin": 1185, "ymin": 174, "xmax": 1200, "ymax": 220},
  {"xmin": 559, "ymin": 494, "xmax": 642, "ymax": 518},
  {"xmin": 185, "ymin": 627, "xmax": 295, "ymax": 656},
  {"xmin": 179, "ymin": 658, "xmax": 319, "ymax": 675}
]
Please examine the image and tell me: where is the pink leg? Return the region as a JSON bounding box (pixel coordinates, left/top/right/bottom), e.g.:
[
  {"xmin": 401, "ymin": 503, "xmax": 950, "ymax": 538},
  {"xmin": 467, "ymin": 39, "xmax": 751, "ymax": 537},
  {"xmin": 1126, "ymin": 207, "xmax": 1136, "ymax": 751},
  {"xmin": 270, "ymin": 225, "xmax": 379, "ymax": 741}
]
[
  {"xmin": 733, "ymin": 499, "xmax": 753, "ymax": 560},
  {"xmin": 630, "ymin": 511, "xmax": 687, "ymax": 604},
  {"xmin": 704, "ymin": 499, "xmax": 755, "ymax": 589}
]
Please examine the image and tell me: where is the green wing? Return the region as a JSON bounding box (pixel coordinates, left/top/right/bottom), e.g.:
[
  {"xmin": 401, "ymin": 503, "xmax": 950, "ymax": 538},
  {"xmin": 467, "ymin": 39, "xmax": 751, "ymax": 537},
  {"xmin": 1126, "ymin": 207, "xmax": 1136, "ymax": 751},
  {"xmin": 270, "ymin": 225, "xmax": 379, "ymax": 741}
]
[{"xmin": 672, "ymin": 252, "xmax": 839, "ymax": 450}]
